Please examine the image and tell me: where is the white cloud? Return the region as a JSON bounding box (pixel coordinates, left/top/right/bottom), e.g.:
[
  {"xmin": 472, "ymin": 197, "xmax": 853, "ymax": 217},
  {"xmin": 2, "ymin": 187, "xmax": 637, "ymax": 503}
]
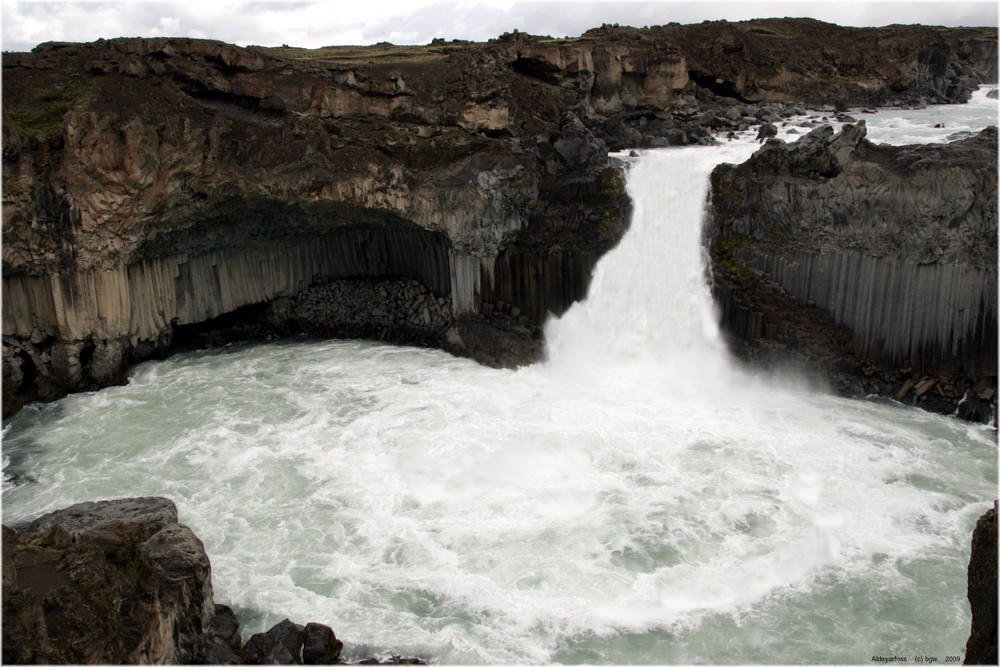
[
  {"xmin": 150, "ymin": 15, "xmax": 181, "ymax": 35},
  {"xmin": 2, "ymin": 0, "xmax": 997, "ymax": 52}
]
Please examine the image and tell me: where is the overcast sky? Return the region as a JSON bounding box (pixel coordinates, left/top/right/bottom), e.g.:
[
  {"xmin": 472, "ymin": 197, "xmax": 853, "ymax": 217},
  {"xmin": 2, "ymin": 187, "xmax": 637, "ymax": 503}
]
[{"xmin": 2, "ymin": 0, "xmax": 997, "ymax": 53}]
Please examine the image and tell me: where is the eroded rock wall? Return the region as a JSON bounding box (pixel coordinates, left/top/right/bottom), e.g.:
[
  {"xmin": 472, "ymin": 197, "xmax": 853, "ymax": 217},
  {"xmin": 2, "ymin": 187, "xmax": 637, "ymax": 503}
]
[
  {"xmin": 2, "ymin": 21, "xmax": 995, "ymax": 415},
  {"xmin": 2, "ymin": 36, "xmax": 631, "ymax": 415},
  {"xmin": 964, "ymin": 502, "xmax": 998, "ymax": 664},
  {"xmin": 708, "ymin": 124, "xmax": 998, "ymax": 416}
]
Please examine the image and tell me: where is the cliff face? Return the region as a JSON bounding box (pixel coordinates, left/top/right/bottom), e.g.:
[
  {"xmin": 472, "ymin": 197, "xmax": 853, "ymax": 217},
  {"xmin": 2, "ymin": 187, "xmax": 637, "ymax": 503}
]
[
  {"xmin": 1, "ymin": 36, "xmax": 632, "ymax": 415},
  {"xmin": 2, "ymin": 20, "xmax": 996, "ymax": 416},
  {"xmin": 707, "ymin": 123, "xmax": 998, "ymax": 417},
  {"xmin": 964, "ymin": 502, "xmax": 998, "ymax": 665}
]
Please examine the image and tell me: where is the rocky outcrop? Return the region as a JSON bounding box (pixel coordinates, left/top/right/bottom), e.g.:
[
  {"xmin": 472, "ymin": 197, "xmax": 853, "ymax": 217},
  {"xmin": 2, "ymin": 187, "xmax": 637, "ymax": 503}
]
[
  {"xmin": 707, "ymin": 123, "xmax": 998, "ymax": 418},
  {"xmin": 2, "ymin": 497, "xmax": 223, "ymax": 664},
  {"xmin": 964, "ymin": 502, "xmax": 997, "ymax": 664},
  {"xmin": 2, "ymin": 20, "xmax": 996, "ymax": 416},
  {"xmin": 1, "ymin": 497, "xmax": 425, "ymax": 665}
]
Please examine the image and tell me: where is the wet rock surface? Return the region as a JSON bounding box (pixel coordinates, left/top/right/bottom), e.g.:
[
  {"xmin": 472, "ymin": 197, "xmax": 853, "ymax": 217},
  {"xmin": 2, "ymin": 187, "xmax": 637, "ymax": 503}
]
[
  {"xmin": 292, "ymin": 277, "xmax": 452, "ymax": 347},
  {"xmin": 1, "ymin": 497, "xmax": 218, "ymax": 664},
  {"xmin": 1, "ymin": 498, "xmax": 427, "ymax": 665}
]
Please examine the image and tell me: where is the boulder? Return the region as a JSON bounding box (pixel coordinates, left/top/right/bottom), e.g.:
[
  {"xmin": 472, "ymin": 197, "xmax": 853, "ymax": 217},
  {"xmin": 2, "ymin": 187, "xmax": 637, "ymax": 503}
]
[
  {"xmin": 203, "ymin": 604, "xmax": 245, "ymax": 664},
  {"xmin": 303, "ymin": 623, "xmax": 345, "ymax": 665},
  {"xmin": 755, "ymin": 123, "xmax": 778, "ymax": 142},
  {"xmin": 244, "ymin": 618, "xmax": 306, "ymax": 665},
  {"xmin": 1, "ymin": 497, "xmax": 224, "ymax": 664}
]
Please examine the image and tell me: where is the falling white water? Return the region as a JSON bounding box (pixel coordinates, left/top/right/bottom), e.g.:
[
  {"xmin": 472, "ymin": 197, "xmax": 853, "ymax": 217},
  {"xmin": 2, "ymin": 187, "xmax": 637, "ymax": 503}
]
[
  {"xmin": 544, "ymin": 145, "xmax": 755, "ymax": 391},
  {"xmin": 2, "ymin": 98, "xmax": 997, "ymax": 664}
]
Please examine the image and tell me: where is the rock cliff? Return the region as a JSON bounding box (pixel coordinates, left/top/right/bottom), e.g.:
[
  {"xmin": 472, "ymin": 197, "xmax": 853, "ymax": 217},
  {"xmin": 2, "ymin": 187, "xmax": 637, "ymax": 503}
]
[
  {"xmin": 2, "ymin": 20, "xmax": 996, "ymax": 416},
  {"xmin": 707, "ymin": 123, "xmax": 998, "ymax": 418},
  {"xmin": 1, "ymin": 36, "xmax": 631, "ymax": 415}
]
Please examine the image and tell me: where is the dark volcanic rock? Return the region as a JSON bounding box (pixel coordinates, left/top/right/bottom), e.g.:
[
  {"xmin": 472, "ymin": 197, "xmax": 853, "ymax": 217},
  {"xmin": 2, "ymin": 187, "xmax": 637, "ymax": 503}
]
[
  {"xmin": 244, "ymin": 618, "xmax": 307, "ymax": 665},
  {"xmin": 1, "ymin": 21, "xmax": 996, "ymax": 416},
  {"xmin": 0, "ymin": 35, "xmax": 632, "ymax": 416},
  {"xmin": 2, "ymin": 498, "xmax": 423, "ymax": 665},
  {"xmin": 707, "ymin": 123, "xmax": 998, "ymax": 415},
  {"xmin": 964, "ymin": 502, "xmax": 998, "ymax": 664},
  {"xmin": 755, "ymin": 122, "xmax": 778, "ymax": 142},
  {"xmin": 1, "ymin": 497, "xmax": 224, "ymax": 664},
  {"xmin": 203, "ymin": 604, "xmax": 245, "ymax": 664},
  {"xmin": 303, "ymin": 622, "xmax": 345, "ymax": 665}
]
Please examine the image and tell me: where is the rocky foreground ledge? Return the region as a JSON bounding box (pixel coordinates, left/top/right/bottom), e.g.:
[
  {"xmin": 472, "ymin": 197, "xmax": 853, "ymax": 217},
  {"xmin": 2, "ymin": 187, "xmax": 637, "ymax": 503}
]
[
  {"xmin": 1, "ymin": 497, "xmax": 424, "ymax": 665},
  {"xmin": 964, "ymin": 501, "xmax": 998, "ymax": 665}
]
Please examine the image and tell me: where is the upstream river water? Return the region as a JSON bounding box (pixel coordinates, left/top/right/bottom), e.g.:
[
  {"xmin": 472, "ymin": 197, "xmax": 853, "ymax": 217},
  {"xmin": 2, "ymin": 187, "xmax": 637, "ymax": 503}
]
[{"xmin": 3, "ymin": 90, "xmax": 997, "ymax": 664}]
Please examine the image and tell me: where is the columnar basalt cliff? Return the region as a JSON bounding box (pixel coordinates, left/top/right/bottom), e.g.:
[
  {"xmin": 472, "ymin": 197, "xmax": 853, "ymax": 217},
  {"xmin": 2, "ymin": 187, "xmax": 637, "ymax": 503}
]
[
  {"xmin": 2, "ymin": 20, "xmax": 996, "ymax": 415},
  {"xmin": 1, "ymin": 36, "xmax": 631, "ymax": 415},
  {"xmin": 707, "ymin": 123, "xmax": 998, "ymax": 418}
]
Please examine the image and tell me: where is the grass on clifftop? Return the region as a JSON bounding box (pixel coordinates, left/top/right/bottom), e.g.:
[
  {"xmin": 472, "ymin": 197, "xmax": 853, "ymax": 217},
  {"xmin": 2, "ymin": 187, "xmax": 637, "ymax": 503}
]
[{"xmin": 257, "ymin": 42, "xmax": 472, "ymax": 64}]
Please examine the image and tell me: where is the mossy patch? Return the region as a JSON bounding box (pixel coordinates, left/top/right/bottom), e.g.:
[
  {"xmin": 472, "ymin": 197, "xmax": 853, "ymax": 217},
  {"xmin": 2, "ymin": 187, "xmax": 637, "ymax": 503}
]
[
  {"xmin": 710, "ymin": 235, "xmax": 754, "ymax": 281},
  {"xmin": 5, "ymin": 86, "xmax": 94, "ymax": 139}
]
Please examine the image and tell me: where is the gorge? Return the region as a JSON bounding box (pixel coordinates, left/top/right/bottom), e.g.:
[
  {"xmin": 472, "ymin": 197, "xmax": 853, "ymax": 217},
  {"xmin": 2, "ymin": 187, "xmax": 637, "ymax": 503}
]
[
  {"xmin": 2, "ymin": 16, "xmax": 999, "ymax": 666},
  {"xmin": 4, "ymin": 102, "xmax": 999, "ymax": 664},
  {"xmin": 2, "ymin": 19, "xmax": 998, "ymax": 417}
]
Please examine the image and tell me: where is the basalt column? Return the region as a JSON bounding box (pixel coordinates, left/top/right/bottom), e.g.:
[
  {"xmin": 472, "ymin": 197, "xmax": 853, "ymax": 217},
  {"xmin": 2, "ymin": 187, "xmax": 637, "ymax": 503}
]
[{"xmin": 707, "ymin": 123, "xmax": 998, "ymax": 416}]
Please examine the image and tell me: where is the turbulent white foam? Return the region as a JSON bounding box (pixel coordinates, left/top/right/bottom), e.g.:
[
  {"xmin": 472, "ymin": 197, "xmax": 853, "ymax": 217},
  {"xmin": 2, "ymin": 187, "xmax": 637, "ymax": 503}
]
[
  {"xmin": 3, "ymin": 348, "xmax": 993, "ymax": 663},
  {"xmin": 861, "ymin": 86, "xmax": 999, "ymax": 145},
  {"xmin": 2, "ymin": 97, "xmax": 997, "ymax": 664}
]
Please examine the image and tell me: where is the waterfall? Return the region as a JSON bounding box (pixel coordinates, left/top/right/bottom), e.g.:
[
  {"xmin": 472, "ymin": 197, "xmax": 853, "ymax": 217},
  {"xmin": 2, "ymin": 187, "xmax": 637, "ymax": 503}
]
[{"xmin": 542, "ymin": 144, "xmax": 760, "ymax": 392}]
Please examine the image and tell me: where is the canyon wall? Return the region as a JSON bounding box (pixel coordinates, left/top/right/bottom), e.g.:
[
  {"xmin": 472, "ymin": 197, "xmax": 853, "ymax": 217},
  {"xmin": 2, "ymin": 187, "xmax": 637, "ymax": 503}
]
[
  {"xmin": 707, "ymin": 123, "xmax": 998, "ymax": 416},
  {"xmin": 2, "ymin": 20, "xmax": 996, "ymax": 415},
  {"xmin": 1, "ymin": 36, "xmax": 631, "ymax": 415}
]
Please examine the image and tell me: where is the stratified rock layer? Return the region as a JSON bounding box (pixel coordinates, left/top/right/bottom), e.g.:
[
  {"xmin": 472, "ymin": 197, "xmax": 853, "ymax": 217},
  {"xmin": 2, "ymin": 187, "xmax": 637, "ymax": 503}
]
[
  {"xmin": 1, "ymin": 33, "xmax": 647, "ymax": 415},
  {"xmin": 708, "ymin": 124, "xmax": 998, "ymax": 417}
]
